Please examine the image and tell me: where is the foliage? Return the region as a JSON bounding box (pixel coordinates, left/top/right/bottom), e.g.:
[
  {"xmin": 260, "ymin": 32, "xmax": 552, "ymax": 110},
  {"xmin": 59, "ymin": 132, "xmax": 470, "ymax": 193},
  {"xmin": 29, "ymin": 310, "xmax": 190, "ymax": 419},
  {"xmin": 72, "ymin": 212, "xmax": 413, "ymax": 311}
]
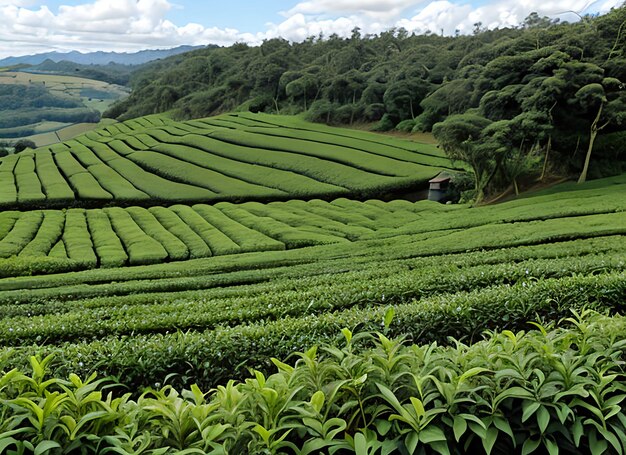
[
  {"xmin": 102, "ymin": 7, "xmax": 626, "ymax": 179},
  {"xmin": 13, "ymin": 139, "xmax": 36, "ymax": 154},
  {"xmin": 1, "ymin": 311, "xmax": 626, "ymax": 453}
]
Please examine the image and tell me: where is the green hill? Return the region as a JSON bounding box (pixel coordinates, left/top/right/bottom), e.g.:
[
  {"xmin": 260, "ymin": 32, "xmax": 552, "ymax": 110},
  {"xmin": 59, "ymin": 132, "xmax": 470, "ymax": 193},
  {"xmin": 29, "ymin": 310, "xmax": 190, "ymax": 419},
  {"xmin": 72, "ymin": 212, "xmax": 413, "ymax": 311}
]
[
  {"xmin": 0, "ymin": 173, "xmax": 623, "ymax": 345},
  {"xmin": 104, "ymin": 7, "xmax": 626, "ymax": 187},
  {"xmin": 0, "ymin": 174, "xmax": 624, "ymax": 277},
  {"xmin": 0, "ymin": 113, "xmax": 459, "ymax": 208},
  {"xmin": 0, "ymin": 157, "xmax": 624, "ymax": 454}
]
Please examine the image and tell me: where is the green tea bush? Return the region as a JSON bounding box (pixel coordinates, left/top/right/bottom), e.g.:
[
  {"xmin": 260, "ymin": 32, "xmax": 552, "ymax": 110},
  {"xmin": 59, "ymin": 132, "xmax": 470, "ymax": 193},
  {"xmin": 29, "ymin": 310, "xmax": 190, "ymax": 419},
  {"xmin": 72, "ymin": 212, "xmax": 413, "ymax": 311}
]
[
  {"xmin": 107, "ymin": 138, "xmax": 136, "ymax": 156},
  {"xmin": 152, "ymin": 131, "xmax": 347, "ymax": 197},
  {"xmin": 218, "ymin": 203, "xmax": 348, "ymax": 248},
  {"xmin": 0, "ymin": 260, "xmax": 623, "ymax": 348},
  {"xmin": 266, "ymin": 201, "xmax": 372, "ymax": 240},
  {"xmin": 18, "ymin": 211, "xmax": 65, "ymax": 257},
  {"xmin": 0, "ymin": 153, "xmax": 18, "ymax": 173},
  {"xmin": 86, "ymin": 163, "xmax": 151, "ymax": 200},
  {"xmin": 243, "ymin": 201, "xmax": 351, "ymax": 238},
  {"xmin": 170, "ymin": 205, "xmax": 240, "ymax": 255},
  {"xmin": 177, "ymin": 132, "xmax": 391, "ymax": 194},
  {"xmin": 149, "ymin": 206, "xmax": 211, "ymax": 258},
  {"xmin": 193, "ymin": 204, "xmax": 285, "ymax": 252},
  {"xmin": 0, "ymin": 211, "xmax": 19, "ymax": 241},
  {"xmin": 106, "ymin": 154, "xmax": 213, "ymax": 200},
  {"xmin": 128, "ymin": 150, "xmax": 224, "ymax": 193},
  {"xmin": 62, "ymin": 209, "xmax": 98, "ymax": 269},
  {"xmin": 296, "ymin": 199, "xmax": 374, "ymax": 230},
  {"xmin": 2, "ymin": 271, "xmax": 624, "ymax": 390},
  {"xmin": 56, "ymin": 141, "xmax": 149, "ymax": 200},
  {"xmin": 47, "ymin": 240, "xmax": 67, "ymax": 259},
  {"xmin": 86, "ymin": 210, "xmax": 128, "ymax": 268},
  {"xmin": 14, "ymin": 154, "xmax": 45, "ymax": 203},
  {"xmin": 0, "ymin": 211, "xmax": 43, "ymax": 257},
  {"xmin": 54, "ymin": 151, "xmax": 113, "ymax": 200},
  {"xmin": 1, "ymin": 312, "xmax": 624, "ymax": 454},
  {"xmin": 133, "ymin": 132, "xmax": 160, "ymax": 148},
  {"xmin": 116, "ymin": 134, "xmax": 145, "ymax": 150},
  {"xmin": 139, "ymin": 144, "xmax": 288, "ymax": 200},
  {"xmin": 59, "ymin": 141, "xmax": 102, "ymax": 167},
  {"xmin": 208, "ymin": 127, "xmax": 431, "ymax": 181},
  {"xmin": 33, "ymin": 152, "xmax": 75, "ymax": 201},
  {"xmin": 239, "ymin": 124, "xmax": 454, "ymax": 168},
  {"xmin": 0, "ymin": 171, "xmax": 17, "ymax": 205},
  {"xmin": 105, "ymin": 207, "xmax": 168, "ymax": 266},
  {"xmin": 75, "ymin": 137, "xmax": 213, "ymax": 200},
  {"xmin": 126, "ymin": 206, "xmax": 189, "ymax": 261}
]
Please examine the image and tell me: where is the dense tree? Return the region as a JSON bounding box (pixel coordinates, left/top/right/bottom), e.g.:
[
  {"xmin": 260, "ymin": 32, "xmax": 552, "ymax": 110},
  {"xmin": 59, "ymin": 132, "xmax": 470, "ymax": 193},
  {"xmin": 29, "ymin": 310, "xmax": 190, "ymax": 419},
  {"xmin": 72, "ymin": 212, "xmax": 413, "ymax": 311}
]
[
  {"xmin": 432, "ymin": 114, "xmax": 494, "ymax": 201},
  {"xmin": 103, "ymin": 5, "xmax": 626, "ymax": 186},
  {"xmin": 14, "ymin": 139, "xmax": 36, "ymax": 153},
  {"xmin": 574, "ymin": 77, "xmax": 626, "ymax": 182}
]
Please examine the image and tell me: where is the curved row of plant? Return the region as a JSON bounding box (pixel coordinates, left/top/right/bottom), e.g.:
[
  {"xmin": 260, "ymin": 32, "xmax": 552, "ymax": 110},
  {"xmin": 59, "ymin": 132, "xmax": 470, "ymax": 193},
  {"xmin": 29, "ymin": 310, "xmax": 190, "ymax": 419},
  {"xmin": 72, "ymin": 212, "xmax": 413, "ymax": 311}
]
[
  {"xmin": 0, "ymin": 203, "xmax": 624, "ymax": 280},
  {"xmin": 0, "ymin": 112, "xmax": 457, "ymax": 209},
  {"xmin": 1, "ymin": 311, "xmax": 624, "ymax": 454},
  {"xmin": 0, "ymin": 246, "xmax": 624, "ymax": 346},
  {"xmin": 1, "ymin": 270, "xmax": 624, "ymax": 391}
]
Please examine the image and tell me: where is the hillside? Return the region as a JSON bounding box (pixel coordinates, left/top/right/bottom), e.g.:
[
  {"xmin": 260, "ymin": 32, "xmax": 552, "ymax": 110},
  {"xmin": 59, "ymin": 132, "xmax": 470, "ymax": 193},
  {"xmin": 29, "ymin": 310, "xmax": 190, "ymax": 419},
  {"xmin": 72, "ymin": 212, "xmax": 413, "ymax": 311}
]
[
  {"xmin": 0, "ymin": 71, "xmax": 128, "ymax": 141},
  {"xmin": 0, "ymin": 113, "xmax": 458, "ymax": 208},
  {"xmin": 0, "ymin": 173, "xmax": 624, "ymax": 278},
  {"xmin": 0, "ymin": 126, "xmax": 625, "ymax": 454},
  {"xmin": 103, "ymin": 6, "xmax": 626, "ymax": 190},
  {"xmin": 0, "ymin": 169, "xmax": 622, "ymax": 426},
  {"xmin": 1, "ymin": 8, "xmax": 625, "ymax": 452}
]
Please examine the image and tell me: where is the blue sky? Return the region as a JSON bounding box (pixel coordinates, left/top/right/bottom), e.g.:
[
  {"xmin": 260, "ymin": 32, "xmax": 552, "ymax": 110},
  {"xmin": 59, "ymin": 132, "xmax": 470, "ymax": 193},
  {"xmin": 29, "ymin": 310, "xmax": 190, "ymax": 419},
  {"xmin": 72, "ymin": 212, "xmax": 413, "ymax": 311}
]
[
  {"xmin": 167, "ymin": 1, "xmax": 290, "ymax": 31},
  {"xmin": 38, "ymin": 0, "xmax": 291, "ymax": 31},
  {"xmin": 0, "ymin": 0, "xmax": 622, "ymax": 58}
]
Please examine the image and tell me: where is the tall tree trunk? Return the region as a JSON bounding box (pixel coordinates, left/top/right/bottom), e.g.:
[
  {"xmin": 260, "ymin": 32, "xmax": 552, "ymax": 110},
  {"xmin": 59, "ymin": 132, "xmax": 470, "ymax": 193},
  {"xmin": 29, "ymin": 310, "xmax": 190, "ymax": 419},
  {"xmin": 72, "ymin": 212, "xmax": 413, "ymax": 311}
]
[
  {"xmin": 578, "ymin": 130, "xmax": 598, "ymax": 184},
  {"xmin": 571, "ymin": 135, "xmax": 581, "ymax": 159},
  {"xmin": 273, "ymin": 97, "xmax": 280, "ymax": 115},
  {"xmin": 578, "ymin": 102, "xmax": 604, "ymax": 184},
  {"xmin": 541, "ymin": 135, "xmax": 552, "ymax": 181}
]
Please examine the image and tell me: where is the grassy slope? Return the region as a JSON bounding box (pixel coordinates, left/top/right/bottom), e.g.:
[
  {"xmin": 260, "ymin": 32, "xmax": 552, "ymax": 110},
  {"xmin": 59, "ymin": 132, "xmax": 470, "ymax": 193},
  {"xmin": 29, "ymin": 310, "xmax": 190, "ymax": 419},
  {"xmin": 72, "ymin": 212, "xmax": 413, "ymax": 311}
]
[
  {"xmin": 0, "ymin": 113, "xmax": 459, "ymax": 208},
  {"xmin": 0, "ymin": 173, "xmax": 623, "ymax": 388},
  {"xmin": 0, "ymin": 174, "xmax": 624, "ymax": 276}
]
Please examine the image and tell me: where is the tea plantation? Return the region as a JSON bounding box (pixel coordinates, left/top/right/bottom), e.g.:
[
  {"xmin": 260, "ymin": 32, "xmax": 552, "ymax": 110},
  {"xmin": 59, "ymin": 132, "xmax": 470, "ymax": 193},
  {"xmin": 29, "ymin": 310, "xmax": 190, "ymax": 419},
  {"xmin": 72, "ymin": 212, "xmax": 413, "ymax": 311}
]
[
  {"xmin": 0, "ymin": 116, "xmax": 625, "ymax": 454},
  {"xmin": 0, "ymin": 112, "xmax": 459, "ymax": 207}
]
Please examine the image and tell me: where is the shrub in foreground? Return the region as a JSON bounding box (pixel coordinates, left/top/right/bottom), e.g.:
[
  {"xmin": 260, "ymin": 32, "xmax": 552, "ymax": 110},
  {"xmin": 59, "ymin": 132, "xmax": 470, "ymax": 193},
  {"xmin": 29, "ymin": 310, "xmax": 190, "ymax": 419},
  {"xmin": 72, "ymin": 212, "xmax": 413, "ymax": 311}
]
[{"xmin": 0, "ymin": 311, "xmax": 625, "ymax": 453}]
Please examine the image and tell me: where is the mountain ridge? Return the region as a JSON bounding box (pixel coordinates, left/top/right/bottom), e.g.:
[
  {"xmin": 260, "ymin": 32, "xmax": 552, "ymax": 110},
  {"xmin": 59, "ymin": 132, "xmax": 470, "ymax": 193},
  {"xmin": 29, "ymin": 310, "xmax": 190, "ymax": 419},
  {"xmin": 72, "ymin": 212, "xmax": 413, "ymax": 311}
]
[{"xmin": 0, "ymin": 45, "xmax": 204, "ymax": 67}]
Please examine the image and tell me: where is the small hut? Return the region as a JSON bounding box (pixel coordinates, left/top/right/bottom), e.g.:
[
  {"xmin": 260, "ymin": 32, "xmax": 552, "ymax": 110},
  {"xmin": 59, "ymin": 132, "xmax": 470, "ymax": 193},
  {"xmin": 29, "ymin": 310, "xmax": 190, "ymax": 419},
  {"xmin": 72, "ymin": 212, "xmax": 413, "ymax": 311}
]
[{"xmin": 428, "ymin": 176, "xmax": 451, "ymax": 202}]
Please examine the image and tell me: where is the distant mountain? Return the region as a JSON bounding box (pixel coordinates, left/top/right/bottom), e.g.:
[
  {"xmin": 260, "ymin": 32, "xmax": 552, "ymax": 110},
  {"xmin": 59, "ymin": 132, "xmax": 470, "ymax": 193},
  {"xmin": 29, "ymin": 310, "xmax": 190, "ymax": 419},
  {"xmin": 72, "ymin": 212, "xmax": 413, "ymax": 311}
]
[{"xmin": 0, "ymin": 46, "xmax": 203, "ymax": 67}]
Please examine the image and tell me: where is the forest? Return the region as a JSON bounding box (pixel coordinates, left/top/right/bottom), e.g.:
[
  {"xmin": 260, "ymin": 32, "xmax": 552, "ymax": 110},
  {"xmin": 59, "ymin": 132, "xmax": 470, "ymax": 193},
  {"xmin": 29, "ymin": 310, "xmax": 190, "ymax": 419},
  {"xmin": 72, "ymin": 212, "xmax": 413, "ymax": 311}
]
[{"xmin": 105, "ymin": 7, "xmax": 626, "ymax": 200}]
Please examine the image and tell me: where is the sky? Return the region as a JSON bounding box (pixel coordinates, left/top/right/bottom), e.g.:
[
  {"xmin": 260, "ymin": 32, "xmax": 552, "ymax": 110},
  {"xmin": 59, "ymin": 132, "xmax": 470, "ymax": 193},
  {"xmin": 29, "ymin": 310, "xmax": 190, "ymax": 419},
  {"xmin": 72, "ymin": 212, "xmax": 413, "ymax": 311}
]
[{"xmin": 0, "ymin": 0, "xmax": 622, "ymax": 58}]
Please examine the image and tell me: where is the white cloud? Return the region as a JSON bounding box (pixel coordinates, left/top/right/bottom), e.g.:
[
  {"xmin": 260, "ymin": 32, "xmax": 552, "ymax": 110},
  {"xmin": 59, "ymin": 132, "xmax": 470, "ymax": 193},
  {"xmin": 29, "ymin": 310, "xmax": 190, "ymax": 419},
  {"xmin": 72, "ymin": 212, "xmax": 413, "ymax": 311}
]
[
  {"xmin": 283, "ymin": 0, "xmax": 428, "ymax": 21},
  {"xmin": 0, "ymin": 0, "xmax": 622, "ymax": 59}
]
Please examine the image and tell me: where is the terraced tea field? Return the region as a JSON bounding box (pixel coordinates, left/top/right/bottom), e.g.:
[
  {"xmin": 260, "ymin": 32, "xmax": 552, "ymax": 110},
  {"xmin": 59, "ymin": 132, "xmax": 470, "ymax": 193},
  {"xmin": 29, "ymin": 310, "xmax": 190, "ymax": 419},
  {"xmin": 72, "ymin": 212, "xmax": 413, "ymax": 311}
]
[
  {"xmin": 0, "ymin": 173, "xmax": 624, "ymax": 277},
  {"xmin": 0, "ymin": 113, "xmax": 624, "ymax": 454},
  {"xmin": 0, "ymin": 173, "xmax": 624, "ymax": 361},
  {"xmin": 0, "ymin": 113, "xmax": 460, "ymax": 207}
]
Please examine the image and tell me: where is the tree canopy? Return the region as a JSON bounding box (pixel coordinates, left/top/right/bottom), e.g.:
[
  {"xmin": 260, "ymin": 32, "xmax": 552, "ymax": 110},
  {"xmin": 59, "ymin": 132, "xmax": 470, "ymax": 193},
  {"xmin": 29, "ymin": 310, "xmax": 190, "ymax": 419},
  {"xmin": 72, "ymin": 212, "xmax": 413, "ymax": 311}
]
[{"xmin": 105, "ymin": 5, "xmax": 626, "ymax": 191}]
